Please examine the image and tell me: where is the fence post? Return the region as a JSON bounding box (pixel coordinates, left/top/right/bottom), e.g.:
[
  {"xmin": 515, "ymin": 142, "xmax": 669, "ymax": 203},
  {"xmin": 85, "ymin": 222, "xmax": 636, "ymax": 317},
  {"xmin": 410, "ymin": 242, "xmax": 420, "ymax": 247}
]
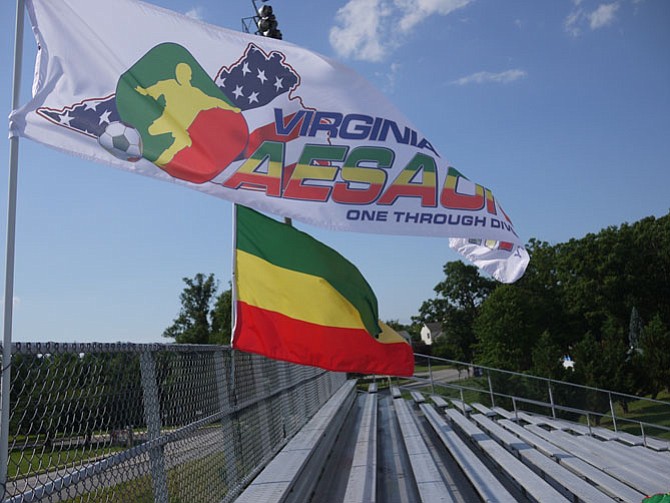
[
  {"xmin": 548, "ymin": 380, "xmax": 556, "ymax": 419},
  {"xmin": 253, "ymin": 356, "xmax": 272, "ymax": 455},
  {"xmin": 487, "ymin": 370, "xmax": 495, "ymax": 408},
  {"xmin": 639, "ymin": 421, "xmax": 646, "ymax": 447},
  {"xmin": 608, "ymin": 392, "xmax": 618, "ymax": 432},
  {"xmin": 277, "ymin": 361, "xmax": 291, "ymax": 440},
  {"xmin": 139, "ymin": 351, "xmax": 169, "ymax": 503},
  {"xmin": 428, "ymin": 357, "xmax": 434, "ymax": 395},
  {"xmin": 512, "ymin": 396, "xmax": 518, "ymax": 421},
  {"xmin": 214, "ymin": 351, "xmax": 239, "ymax": 491},
  {"xmin": 1, "ymin": 0, "xmax": 26, "ymax": 494}
]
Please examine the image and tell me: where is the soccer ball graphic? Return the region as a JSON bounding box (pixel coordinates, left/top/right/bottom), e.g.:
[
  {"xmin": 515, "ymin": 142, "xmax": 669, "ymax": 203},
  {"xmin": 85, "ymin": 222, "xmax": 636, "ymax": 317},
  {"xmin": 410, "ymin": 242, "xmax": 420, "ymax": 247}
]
[{"xmin": 98, "ymin": 121, "xmax": 143, "ymax": 162}]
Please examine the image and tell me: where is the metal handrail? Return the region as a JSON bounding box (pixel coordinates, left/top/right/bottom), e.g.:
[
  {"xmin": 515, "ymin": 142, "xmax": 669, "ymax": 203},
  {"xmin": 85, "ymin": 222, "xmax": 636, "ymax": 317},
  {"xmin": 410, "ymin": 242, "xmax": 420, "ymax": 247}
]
[
  {"xmin": 414, "ymin": 352, "xmax": 670, "ymax": 407},
  {"xmin": 410, "ymin": 353, "xmax": 670, "ymax": 440}
]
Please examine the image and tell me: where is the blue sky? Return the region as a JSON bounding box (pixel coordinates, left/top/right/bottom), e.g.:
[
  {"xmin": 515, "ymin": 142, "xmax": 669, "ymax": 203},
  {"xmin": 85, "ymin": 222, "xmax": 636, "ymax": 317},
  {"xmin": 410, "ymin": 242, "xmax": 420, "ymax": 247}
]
[{"xmin": 1, "ymin": 0, "xmax": 668, "ymax": 343}]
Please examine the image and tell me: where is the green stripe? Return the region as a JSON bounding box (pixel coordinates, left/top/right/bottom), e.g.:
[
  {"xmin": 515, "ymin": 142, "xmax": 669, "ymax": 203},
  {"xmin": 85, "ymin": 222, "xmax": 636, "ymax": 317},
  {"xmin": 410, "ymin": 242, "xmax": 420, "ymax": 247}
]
[{"xmin": 236, "ymin": 205, "xmax": 381, "ymax": 337}]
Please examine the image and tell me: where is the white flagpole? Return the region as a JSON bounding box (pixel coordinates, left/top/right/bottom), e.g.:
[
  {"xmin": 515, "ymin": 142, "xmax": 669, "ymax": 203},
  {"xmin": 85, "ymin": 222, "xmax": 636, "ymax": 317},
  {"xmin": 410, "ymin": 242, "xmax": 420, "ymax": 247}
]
[
  {"xmin": 230, "ymin": 204, "xmax": 237, "ymax": 392},
  {"xmin": 230, "ymin": 204, "xmax": 238, "ymax": 347},
  {"xmin": 1, "ymin": 0, "xmax": 26, "ymax": 490}
]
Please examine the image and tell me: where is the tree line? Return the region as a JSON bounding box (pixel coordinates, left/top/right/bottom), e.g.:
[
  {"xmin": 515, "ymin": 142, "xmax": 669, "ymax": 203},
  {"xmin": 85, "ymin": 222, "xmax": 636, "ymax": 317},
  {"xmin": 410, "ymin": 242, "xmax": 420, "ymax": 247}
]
[
  {"xmin": 411, "ymin": 211, "xmax": 670, "ymax": 400},
  {"xmin": 164, "ymin": 212, "xmax": 669, "ymax": 401}
]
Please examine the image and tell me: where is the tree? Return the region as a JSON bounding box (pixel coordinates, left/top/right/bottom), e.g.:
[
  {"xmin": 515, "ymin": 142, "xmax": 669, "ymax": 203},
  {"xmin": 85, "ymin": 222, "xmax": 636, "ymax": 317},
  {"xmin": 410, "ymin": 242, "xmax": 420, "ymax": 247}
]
[
  {"xmin": 211, "ymin": 284, "xmax": 233, "ymax": 345},
  {"xmin": 473, "ymin": 284, "xmax": 537, "ymax": 371},
  {"xmin": 414, "ymin": 261, "xmax": 495, "ymax": 362},
  {"xmin": 163, "ymin": 273, "xmax": 232, "ymax": 344},
  {"xmin": 628, "ymin": 306, "xmax": 643, "ymax": 352},
  {"xmin": 639, "ymin": 314, "xmax": 670, "ymax": 397},
  {"xmin": 530, "ymin": 330, "xmax": 563, "ymax": 380}
]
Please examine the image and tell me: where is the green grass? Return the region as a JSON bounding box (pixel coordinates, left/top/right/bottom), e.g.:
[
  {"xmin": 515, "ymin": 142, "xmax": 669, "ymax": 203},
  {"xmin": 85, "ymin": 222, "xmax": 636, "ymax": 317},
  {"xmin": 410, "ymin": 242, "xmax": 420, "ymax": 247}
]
[
  {"xmin": 63, "ymin": 474, "xmax": 155, "ymax": 503},
  {"xmin": 413, "ymin": 364, "xmax": 453, "ymax": 373},
  {"xmin": 60, "ymin": 450, "xmax": 231, "ymax": 503},
  {"xmin": 8, "ymin": 445, "xmax": 122, "ymax": 480},
  {"xmin": 598, "ymin": 390, "xmax": 670, "ymax": 439}
]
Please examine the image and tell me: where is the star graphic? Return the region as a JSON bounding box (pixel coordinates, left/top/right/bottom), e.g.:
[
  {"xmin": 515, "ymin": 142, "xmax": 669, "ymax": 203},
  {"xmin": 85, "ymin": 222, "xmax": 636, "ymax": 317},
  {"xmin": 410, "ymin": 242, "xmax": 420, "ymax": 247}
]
[
  {"xmin": 241, "ymin": 62, "xmax": 251, "ymax": 76},
  {"xmin": 256, "ymin": 69, "xmax": 267, "ymax": 84},
  {"xmin": 233, "ymin": 85, "xmax": 244, "ymax": 99},
  {"xmin": 248, "ymin": 91, "xmax": 259, "ymax": 104},
  {"xmin": 219, "ymin": 77, "xmax": 226, "ymax": 88},
  {"xmin": 273, "ymin": 77, "xmax": 284, "ymax": 92},
  {"xmin": 60, "ymin": 112, "xmax": 73, "ymax": 126},
  {"xmin": 99, "ymin": 109, "xmax": 112, "ymax": 126},
  {"xmin": 84, "ymin": 101, "xmax": 98, "ymax": 111}
]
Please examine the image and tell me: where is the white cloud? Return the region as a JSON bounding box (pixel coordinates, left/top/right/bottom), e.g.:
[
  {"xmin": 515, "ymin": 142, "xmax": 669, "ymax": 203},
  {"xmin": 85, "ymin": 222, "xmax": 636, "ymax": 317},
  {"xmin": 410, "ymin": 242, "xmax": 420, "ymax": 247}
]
[
  {"xmin": 588, "ymin": 3, "xmax": 620, "ymax": 29},
  {"xmin": 330, "ymin": 0, "xmax": 473, "ymax": 62},
  {"xmin": 396, "ymin": 0, "xmax": 473, "ymax": 33},
  {"xmin": 564, "ymin": 1, "xmax": 621, "ymax": 36},
  {"xmin": 329, "ymin": 0, "xmax": 389, "ymax": 62},
  {"xmin": 375, "ymin": 62, "xmax": 402, "ymax": 93},
  {"xmin": 185, "ymin": 6, "xmax": 205, "ymax": 21},
  {"xmin": 451, "ymin": 69, "xmax": 527, "ymax": 86},
  {"xmin": 564, "ymin": 8, "xmax": 583, "ymax": 36}
]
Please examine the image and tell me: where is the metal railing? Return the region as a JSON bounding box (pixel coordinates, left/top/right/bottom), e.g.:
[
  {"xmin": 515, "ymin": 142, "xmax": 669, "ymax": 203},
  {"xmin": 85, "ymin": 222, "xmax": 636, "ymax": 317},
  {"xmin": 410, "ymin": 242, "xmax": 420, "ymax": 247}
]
[
  {"xmin": 411, "ymin": 353, "xmax": 670, "ymax": 442},
  {"xmin": 0, "ymin": 342, "xmax": 346, "ymax": 502}
]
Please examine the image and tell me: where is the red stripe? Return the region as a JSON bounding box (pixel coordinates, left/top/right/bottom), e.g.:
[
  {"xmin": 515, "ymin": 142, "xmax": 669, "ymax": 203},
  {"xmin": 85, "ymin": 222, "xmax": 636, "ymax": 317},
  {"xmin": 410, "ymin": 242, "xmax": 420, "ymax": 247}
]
[{"xmin": 232, "ymin": 302, "xmax": 414, "ymax": 377}]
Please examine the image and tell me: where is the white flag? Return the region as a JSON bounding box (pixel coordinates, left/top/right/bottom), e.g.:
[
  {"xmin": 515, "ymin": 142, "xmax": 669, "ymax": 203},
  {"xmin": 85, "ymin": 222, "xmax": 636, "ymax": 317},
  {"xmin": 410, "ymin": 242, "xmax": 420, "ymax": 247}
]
[
  {"xmin": 9, "ymin": 0, "xmax": 529, "ymax": 282},
  {"xmin": 449, "ymin": 238, "xmax": 530, "ymax": 283}
]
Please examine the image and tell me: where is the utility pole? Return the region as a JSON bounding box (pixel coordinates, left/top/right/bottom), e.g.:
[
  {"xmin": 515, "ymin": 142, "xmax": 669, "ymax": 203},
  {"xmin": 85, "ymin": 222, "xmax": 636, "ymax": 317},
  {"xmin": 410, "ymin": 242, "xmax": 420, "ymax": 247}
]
[{"xmin": 241, "ymin": 1, "xmax": 290, "ymax": 225}]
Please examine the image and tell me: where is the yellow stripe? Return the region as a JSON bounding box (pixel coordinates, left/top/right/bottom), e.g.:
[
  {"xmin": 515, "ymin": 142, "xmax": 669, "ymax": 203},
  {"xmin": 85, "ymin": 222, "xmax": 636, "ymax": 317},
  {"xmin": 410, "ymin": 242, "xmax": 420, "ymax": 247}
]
[
  {"xmin": 237, "ymin": 250, "xmax": 367, "ymax": 330},
  {"xmin": 378, "ymin": 321, "xmax": 411, "ymax": 345}
]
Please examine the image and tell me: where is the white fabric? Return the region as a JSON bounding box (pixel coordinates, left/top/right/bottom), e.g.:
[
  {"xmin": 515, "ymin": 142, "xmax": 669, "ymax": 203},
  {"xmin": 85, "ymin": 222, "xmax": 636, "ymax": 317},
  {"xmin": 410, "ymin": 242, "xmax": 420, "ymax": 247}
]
[{"xmin": 10, "ymin": 0, "xmax": 529, "ymax": 282}]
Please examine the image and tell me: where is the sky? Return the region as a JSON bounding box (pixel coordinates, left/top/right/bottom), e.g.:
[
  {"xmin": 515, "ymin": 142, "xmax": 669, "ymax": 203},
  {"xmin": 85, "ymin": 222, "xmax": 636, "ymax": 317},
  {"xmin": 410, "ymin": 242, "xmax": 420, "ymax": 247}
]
[{"xmin": 0, "ymin": 0, "xmax": 668, "ymax": 344}]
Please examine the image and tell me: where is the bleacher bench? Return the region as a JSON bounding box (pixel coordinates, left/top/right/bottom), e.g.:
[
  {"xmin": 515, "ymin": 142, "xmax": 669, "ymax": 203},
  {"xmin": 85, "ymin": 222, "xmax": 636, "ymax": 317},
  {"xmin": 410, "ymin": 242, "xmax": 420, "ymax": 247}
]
[
  {"xmin": 527, "ymin": 424, "xmax": 667, "ymax": 496},
  {"xmin": 470, "ymin": 402, "xmax": 496, "ymax": 417},
  {"xmin": 449, "ymin": 399, "xmax": 472, "ymax": 414},
  {"xmin": 343, "ymin": 393, "xmax": 377, "ymax": 502},
  {"xmin": 430, "ymin": 395, "xmax": 449, "ymax": 408},
  {"xmin": 471, "ymin": 413, "xmax": 617, "ymax": 503},
  {"xmin": 421, "ymin": 404, "xmax": 517, "ymax": 503},
  {"xmin": 498, "ymin": 418, "xmax": 646, "ymax": 503},
  {"xmin": 394, "ymin": 399, "xmax": 454, "ymax": 502},
  {"xmin": 410, "ymin": 391, "xmax": 425, "ymax": 404},
  {"xmin": 235, "ymin": 380, "xmax": 356, "ymax": 503},
  {"xmin": 444, "ymin": 408, "xmax": 570, "ymax": 502}
]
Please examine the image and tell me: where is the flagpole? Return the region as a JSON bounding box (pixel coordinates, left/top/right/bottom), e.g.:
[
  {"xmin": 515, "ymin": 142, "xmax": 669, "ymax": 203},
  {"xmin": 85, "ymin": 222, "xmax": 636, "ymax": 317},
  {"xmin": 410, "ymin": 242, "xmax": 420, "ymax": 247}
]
[
  {"xmin": 229, "ymin": 204, "xmax": 238, "ymax": 393},
  {"xmin": 1, "ymin": 0, "xmax": 26, "ymax": 491}
]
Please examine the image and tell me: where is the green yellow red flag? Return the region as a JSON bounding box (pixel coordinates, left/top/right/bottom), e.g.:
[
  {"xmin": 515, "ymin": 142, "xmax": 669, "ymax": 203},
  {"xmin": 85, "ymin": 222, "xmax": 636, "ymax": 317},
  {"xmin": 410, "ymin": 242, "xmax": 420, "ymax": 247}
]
[{"xmin": 232, "ymin": 205, "xmax": 414, "ymax": 377}]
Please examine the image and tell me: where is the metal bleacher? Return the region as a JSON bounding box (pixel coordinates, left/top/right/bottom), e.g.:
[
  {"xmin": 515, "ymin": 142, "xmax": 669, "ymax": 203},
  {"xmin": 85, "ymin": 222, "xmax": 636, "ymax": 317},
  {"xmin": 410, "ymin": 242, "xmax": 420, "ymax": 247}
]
[{"xmin": 235, "ymin": 377, "xmax": 670, "ymax": 502}]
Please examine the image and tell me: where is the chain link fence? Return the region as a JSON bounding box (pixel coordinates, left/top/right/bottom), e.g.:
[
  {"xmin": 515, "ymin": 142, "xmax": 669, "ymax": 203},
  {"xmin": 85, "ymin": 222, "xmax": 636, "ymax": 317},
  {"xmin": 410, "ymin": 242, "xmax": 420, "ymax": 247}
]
[{"xmin": 0, "ymin": 342, "xmax": 346, "ymax": 502}]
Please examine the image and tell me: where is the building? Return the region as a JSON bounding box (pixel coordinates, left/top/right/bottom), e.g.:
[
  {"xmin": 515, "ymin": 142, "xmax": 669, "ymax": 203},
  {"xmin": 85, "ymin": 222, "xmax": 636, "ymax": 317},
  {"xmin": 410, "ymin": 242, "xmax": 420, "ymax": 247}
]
[{"xmin": 420, "ymin": 322, "xmax": 442, "ymax": 346}]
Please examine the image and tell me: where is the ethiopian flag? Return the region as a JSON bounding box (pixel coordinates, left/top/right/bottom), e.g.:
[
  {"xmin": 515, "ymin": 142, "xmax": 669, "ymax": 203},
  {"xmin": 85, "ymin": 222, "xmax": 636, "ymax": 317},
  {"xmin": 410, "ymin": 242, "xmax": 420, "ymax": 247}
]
[{"xmin": 232, "ymin": 205, "xmax": 414, "ymax": 377}]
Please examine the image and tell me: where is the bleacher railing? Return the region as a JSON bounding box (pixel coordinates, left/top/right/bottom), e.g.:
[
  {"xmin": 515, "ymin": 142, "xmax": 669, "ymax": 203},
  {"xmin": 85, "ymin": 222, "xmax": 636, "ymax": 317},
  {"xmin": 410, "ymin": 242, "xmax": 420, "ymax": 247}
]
[
  {"xmin": 0, "ymin": 342, "xmax": 346, "ymax": 502},
  {"xmin": 411, "ymin": 353, "xmax": 670, "ymax": 441}
]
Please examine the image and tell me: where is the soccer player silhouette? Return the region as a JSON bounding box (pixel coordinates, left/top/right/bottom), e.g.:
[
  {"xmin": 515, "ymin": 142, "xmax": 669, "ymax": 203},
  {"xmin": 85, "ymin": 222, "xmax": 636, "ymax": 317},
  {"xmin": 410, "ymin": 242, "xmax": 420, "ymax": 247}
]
[{"xmin": 135, "ymin": 62, "xmax": 241, "ymax": 166}]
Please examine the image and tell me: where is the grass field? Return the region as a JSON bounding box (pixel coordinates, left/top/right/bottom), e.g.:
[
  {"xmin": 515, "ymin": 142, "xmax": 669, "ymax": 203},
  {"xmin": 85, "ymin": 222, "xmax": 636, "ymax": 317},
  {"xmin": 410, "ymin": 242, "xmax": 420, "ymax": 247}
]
[
  {"xmin": 9, "ymin": 445, "xmax": 122, "ymax": 480},
  {"xmin": 59, "ymin": 450, "xmax": 230, "ymax": 503},
  {"xmin": 600, "ymin": 390, "xmax": 670, "ymax": 439}
]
